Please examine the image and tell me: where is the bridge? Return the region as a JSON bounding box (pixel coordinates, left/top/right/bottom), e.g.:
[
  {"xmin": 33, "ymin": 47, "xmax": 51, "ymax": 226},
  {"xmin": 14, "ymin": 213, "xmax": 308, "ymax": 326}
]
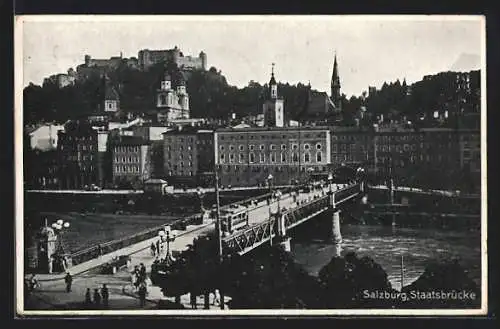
[{"xmin": 221, "ymin": 183, "xmax": 363, "ymax": 256}]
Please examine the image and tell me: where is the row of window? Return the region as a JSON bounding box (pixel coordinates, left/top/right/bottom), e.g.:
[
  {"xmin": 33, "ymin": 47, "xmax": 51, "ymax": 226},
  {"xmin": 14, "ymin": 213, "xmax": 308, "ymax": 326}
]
[
  {"xmin": 220, "ymin": 143, "xmax": 323, "ymax": 152},
  {"xmin": 115, "ymin": 146, "xmax": 141, "ymax": 153},
  {"xmin": 165, "ymin": 153, "xmax": 193, "ymax": 160},
  {"xmin": 219, "ymin": 133, "xmax": 326, "ymax": 140},
  {"xmin": 166, "ymin": 171, "xmax": 194, "ymax": 176},
  {"xmin": 165, "ymin": 161, "xmax": 194, "ymax": 168},
  {"xmin": 66, "ymin": 155, "xmax": 94, "ymax": 161},
  {"xmin": 115, "ymin": 156, "xmax": 140, "ymax": 163},
  {"xmin": 115, "ymin": 165, "xmax": 140, "ymax": 174},
  {"xmin": 219, "ymin": 151, "xmax": 323, "ymax": 164},
  {"xmin": 166, "ymin": 145, "xmax": 193, "ymax": 152}
]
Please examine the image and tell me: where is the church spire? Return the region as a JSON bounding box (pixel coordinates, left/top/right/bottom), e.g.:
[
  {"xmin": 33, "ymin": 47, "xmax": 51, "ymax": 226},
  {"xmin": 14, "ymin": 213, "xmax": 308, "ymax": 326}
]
[
  {"xmin": 269, "ymin": 63, "xmax": 278, "ymax": 99},
  {"xmin": 331, "ymin": 51, "xmax": 341, "ymax": 109}
]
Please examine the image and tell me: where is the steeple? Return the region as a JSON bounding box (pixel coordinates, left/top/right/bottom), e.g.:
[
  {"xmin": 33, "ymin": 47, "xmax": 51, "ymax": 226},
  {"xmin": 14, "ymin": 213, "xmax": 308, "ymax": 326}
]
[
  {"xmin": 331, "ymin": 52, "xmax": 341, "ymax": 109},
  {"xmin": 269, "ymin": 63, "xmax": 278, "ymax": 99}
]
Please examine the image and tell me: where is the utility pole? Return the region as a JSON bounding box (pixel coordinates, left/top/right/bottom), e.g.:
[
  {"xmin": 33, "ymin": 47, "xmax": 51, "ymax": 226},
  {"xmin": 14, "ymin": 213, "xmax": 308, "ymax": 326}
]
[
  {"xmin": 400, "ymin": 254, "xmax": 405, "ymax": 290},
  {"xmin": 214, "ymin": 168, "xmax": 223, "ymax": 264}
]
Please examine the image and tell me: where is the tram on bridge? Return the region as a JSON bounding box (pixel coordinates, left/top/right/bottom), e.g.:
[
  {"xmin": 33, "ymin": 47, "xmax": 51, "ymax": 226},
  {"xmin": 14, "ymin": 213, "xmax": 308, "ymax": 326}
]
[{"xmin": 219, "ymin": 204, "xmax": 249, "ymax": 234}]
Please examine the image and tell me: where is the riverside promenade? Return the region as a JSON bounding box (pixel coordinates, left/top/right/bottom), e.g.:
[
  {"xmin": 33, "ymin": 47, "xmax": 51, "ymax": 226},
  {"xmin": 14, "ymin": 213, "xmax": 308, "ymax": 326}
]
[{"xmin": 22, "ymin": 184, "xmax": 344, "ymax": 311}]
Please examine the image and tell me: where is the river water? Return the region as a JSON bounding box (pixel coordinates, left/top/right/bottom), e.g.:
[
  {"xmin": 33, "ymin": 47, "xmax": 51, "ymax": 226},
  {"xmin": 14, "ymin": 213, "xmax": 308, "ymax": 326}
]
[{"xmin": 290, "ymin": 223, "xmax": 482, "ymax": 291}]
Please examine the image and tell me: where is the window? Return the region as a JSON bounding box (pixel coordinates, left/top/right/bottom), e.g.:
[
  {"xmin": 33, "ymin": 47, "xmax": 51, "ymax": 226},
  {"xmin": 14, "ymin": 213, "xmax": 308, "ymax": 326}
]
[
  {"xmin": 316, "ymin": 143, "xmax": 322, "ymax": 150},
  {"xmin": 259, "ymin": 153, "xmax": 265, "ymax": 163},
  {"xmin": 304, "ymin": 153, "xmax": 310, "ymax": 163},
  {"xmin": 220, "ymin": 145, "xmax": 225, "ymax": 151},
  {"xmin": 316, "ymin": 152, "xmax": 322, "ymax": 162},
  {"xmin": 188, "ymin": 146, "xmax": 192, "ymax": 151},
  {"xmin": 229, "ymin": 154, "xmax": 235, "ymax": 163},
  {"xmin": 249, "ymin": 144, "xmax": 255, "ymax": 151},
  {"xmin": 281, "ymin": 144, "xmax": 286, "ymax": 150},
  {"xmin": 179, "ymin": 146, "xmax": 184, "ymax": 151},
  {"xmin": 304, "ymin": 143, "xmax": 310, "ymax": 150},
  {"xmin": 292, "ymin": 153, "xmax": 299, "ymax": 162},
  {"xmin": 239, "ymin": 145, "xmax": 244, "ymax": 151},
  {"xmin": 230, "ymin": 145, "xmax": 235, "ymax": 151},
  {"xmin": 271, "ymin": 153, "xmax": 276, "ymax": 163},
  {"xmin": 239, "ymin": 153, "xmax": 245, "ymax": 163},
  {"xmin": 270, "ymin": 144, "xmax": 276, "ymax": 150},
  {"xmin": 220, "ymin": 153, "xmax": 225, "ymax": 163},
  {"xmin": 292, "ymin": 144, "xmax": 298, "ymax": 150},
  {"xmin": 260, "ymin": 144, "xmax": 265, "ymax": 151},
  {"xmin": 249, "ymin": 152, "xmax": 255, "ymax": 163},
  {"xmin": 281, "ymin": 153, "xmax": 286, "ymax": 162}
]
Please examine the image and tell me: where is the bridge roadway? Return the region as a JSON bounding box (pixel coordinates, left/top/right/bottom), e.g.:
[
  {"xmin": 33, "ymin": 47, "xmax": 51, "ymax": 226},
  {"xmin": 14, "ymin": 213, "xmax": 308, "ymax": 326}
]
[{"xmin": 24, "ymin": 183, "xmax": 355, "ymax": 310}]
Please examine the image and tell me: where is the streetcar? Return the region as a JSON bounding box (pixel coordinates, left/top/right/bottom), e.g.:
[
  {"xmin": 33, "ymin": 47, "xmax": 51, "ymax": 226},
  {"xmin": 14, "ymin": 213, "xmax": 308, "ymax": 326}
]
[{"xmin": 219, "ymin": 204, "xmax": 249, "ymax": 234}]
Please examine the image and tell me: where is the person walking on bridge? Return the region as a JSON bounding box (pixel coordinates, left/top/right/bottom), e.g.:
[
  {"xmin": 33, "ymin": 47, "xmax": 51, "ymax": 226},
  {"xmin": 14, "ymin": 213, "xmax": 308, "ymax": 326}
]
[
  {"xmin": 150, "ymin": 242, "xmax": 156, "ymax": 257},
  {"xmin": 64, "ymin": 272, "xmax": 73, "ymax": 293},
  {"xmin": 84, "ymin": 288, "xmax": 92, "ymax": 308},
  {"xmin": 101, "ymin": 284, "xmax": 109, "ymax": 308},
  {"xmin": 93, "ymin": 288, "xmax": 101, "ymax": 309}
]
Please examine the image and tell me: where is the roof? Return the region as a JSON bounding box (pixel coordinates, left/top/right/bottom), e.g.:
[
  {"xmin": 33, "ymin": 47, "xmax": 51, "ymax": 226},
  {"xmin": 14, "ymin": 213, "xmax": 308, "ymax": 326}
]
[
  {"xmin": 105, "ymin": 86, "xmax": 120, "ymax": 101},
  {"xmin": 163, "ymin": 126, "xmax": 214, "ymax": 135},
  {"xmin": 215, "ymin": 126, "xmax": 330, "ymax": 133},
  {"xmin": 114, "ymin": 135, "xmax": 150, "ymax": 146}
]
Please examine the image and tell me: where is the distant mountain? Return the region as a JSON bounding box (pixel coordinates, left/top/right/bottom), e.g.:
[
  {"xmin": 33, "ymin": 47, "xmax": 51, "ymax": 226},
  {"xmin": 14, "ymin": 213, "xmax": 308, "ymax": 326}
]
[{"xmin": 450, "ymin": 53, "xmax": 481, "ymax": 72}]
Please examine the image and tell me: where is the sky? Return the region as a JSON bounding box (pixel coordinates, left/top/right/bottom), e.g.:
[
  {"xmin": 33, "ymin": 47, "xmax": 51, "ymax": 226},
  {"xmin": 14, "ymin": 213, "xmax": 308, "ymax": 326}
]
[{"xmin": 19, "ymin": 16, "xmax": 484, "ymax": 97}]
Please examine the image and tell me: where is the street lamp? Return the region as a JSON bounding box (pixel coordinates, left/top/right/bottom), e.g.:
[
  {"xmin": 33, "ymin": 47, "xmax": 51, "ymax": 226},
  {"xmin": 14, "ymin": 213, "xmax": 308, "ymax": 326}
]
[
  {"xmin": 196, "ymin": 187, "xmax": 205, "ymax": 212},
  {"xmin": 327, "ymin": 173, "xmax": 334, "ymax": 194},
  {"xmin": 274, "ymin": 190, "xmax": 283, "ymax": 214},
  {"xmin": 158, "ymin": 225, "xmax": 176, "ymax": 262},
  {"xmin": 267, "ymin": 174, "xmax": 274, "ymax": 246},
  {"xmin": 50, "ymin": 219, "xmax": 70, "ymax": 271}
]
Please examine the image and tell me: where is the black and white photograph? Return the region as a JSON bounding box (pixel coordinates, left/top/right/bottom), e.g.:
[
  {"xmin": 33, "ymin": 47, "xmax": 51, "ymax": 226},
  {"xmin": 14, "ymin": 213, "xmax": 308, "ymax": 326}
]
[{"xmin": 15, "ymin": 15, "xmax": 487, "ymax": 315}]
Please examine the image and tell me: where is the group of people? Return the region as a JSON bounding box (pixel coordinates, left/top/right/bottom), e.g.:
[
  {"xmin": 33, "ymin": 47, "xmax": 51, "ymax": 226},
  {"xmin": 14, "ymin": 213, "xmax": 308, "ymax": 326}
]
[
  {"xmin": 130, "ymin": 263, "xmax": 149, "ymax": 307},
  {"xmin": 189, "ymin": 290, "xmax": 222, "ymax": 309},
  {"xmin": 150, "ymin": 241, "xmax": 164, "ymax": 258},
  {"xmin": 84, "ymin": 284, "xmax": 109, "ymax": 309}
]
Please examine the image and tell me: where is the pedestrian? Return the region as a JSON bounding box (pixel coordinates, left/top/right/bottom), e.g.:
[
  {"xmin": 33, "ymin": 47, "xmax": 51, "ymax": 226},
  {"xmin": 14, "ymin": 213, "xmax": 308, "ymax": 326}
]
[
  {"xmin": 138, "ymin": 284, "xmax": 147, "ymax": 307},
  {"xmin": 97, "ymin": 244, "xmax": 102, "ymax": 257},
  {"xmin": 101, "ymin": 284, "xmax": 109, "ymax": 308},
  {"xmin": 156, "ymin": 240, "xmax": 160, "ymax": 255},
  {"xmin": 64, "ymin": 272, "xmax": 73, "ymax": 293},
  {"xmin": 84, "ymin": 288, "xmax": 92, "ymax": 308},
  {"xmin": 150, "ymin": 242, "xmax": 156, "ymax": 257},
  {"xmin": 139, "ymin": 263, "xmax": 146, "ymax": 281},
  {"xmin": 190, "ymin": 291, "xmax": 197, "ymax": 309},
  {"xmin": 212, "ymin": 289, "xmax": 220, "ymax": 306},
  {"xmin": 93, "ymin": 288, "xmax": 101, "ymax": 308}
]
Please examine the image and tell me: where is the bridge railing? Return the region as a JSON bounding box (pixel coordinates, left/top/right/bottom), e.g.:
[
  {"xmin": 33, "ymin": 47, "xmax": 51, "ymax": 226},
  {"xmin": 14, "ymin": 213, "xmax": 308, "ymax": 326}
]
[
  {"xmin": 222, "ymin": 183, "xmax": 362, "ymax": 255},
  {"xmin": 68, "ymin": 189, "xmax": 296, "ymax": 266}
]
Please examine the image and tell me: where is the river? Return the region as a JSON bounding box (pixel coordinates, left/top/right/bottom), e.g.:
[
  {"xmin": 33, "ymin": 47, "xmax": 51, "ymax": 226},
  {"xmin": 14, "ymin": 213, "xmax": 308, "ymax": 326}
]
[{"xmin": 290, "ymin": 222, "xmax": 482, "ymax": 291}]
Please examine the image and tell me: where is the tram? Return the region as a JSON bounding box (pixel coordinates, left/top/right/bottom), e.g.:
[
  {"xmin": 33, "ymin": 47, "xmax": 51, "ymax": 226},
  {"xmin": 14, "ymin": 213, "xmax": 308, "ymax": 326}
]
[{"xmin": 219, "ymin": 204, "xmax": 249, "ymax": 234}]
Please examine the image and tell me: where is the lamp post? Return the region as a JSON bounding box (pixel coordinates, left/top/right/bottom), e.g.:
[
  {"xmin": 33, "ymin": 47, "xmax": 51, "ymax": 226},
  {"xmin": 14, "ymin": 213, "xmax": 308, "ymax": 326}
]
[
  {"xmin": 267, "ymin": 174, "xmax": 274, "ymax": 246},
  {"xmin": 327, "ymin": 173, "xmax": 334, "ymax": 194},
  {"xmin": 196, "ymin": 187, "xmax": 205, "ymax": 212},
  {"xmin": 158, "ymin": 225, "xmax": 176, "ymax": 263},
  {"xmin": 51, "ymin": 219, "xmax": 70, "ymax": 271}
]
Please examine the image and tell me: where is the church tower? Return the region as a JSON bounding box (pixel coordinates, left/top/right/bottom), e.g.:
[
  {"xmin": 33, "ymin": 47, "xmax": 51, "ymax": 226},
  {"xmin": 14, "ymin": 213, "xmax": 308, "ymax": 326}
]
[
  {"xmin": 263, "ymin": 63, "xmax": 285, "ymax": 127},
  {"xmin": 331, "ymin": 52, "xmax": 341, "ymax": 109}
]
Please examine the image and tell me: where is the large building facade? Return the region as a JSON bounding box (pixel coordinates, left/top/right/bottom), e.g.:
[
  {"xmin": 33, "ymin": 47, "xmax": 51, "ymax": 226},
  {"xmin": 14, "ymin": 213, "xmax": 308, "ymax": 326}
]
[
  {"xmin": 163, "ymin": 127, "xmax": 215, "ymax": 187},
  {"xmin": 57, "ymin": 121, "xmax": 100, "ymax": 189},
  {"xmin": 111, "ymin": 136, "xmax": 152, "ymax": 188},
  {"xmin": 214, "ymin": 127, "xmax": 331, "ymax": 187}
]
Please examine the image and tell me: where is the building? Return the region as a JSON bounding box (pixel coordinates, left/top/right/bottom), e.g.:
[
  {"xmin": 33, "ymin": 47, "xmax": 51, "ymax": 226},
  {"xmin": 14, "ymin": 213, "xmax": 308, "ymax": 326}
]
[
  {"xmin": 57, "ymin": 121, "xmax": 100, "ymax": 189},
  {"xmin": 330, "ymin": 126, "xmax": 373, "ymax": 169},
  {"xmin": 111, "ymin": 136, "xmax": 152, "ymax": 188},
  {"xmin": 27, "ymin": 124, "xmax": 65, "ymax": 151},
  {"xmin": 156, "ymin": 72, "xmax": 190, "ymax": 123},
  {"xmin": 263, "ymin": 64, "xmax": 285, "ymax": 128},
  {"xmin": 459, "ymin": 129, "xmax": 481, "ymax": 174},
  {"xmin": 130, "ymin": 124, "xmax": 171, "ymax": 178},
  {"xmin": 138, "ymin": 47, "xmax": 207, "ymax": 71},
  {"xmin": 214, "ymin": 126, "xmax": 331, "ymax": 187},
  {"xmin": 24, "ymin": 149, "xmax": 59, "ymax": 189},
  {"xmin": 103, "ymin": 76, "xmax": 120, "ymax": 113},
  {"xmin": 163, "ymin": 127, "xmax": 215, "ymax": 187}
]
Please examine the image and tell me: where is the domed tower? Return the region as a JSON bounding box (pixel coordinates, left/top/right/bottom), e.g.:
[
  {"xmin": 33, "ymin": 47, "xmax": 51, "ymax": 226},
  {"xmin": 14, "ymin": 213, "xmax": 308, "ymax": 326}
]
[
  {"xmin": 177, "ymin": 76, "xmax": 190, "ymax": 118},
  {"xmin": 157, "ymin": 71, "xmax": 173, "ymax": 108},
  {"xmin": 263, "ymin": 63, "xmax": 285, "ymax": 127}
]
